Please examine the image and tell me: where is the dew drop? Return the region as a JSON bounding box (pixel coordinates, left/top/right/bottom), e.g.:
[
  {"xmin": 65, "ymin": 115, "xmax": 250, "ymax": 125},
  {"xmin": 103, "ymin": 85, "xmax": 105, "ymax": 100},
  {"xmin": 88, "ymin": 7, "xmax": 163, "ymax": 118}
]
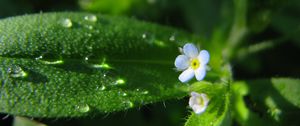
[
  {"xmin": 123, "ymin": 101, "xmax": 134, "ymax": 108},
  {"xmin": 60, "ymin": 18, "xmax": 72, "ymax": 28},
  {"xmin": 135, "ymin": 89, "xmax": 149, "ymax": 95},
  {"xmin": 85, "ymin": 33, "xmax": 92, "ymax": 37},
  {"xmin": 122, "ymin": 92, "xmax": 128, "ymax": 96},
  {"xmin": 84, "ymin": 57, "xmax": 89, "ymax": 61},
  {"xmin": 114, "ymin": 78, "xmax": 126, "ymax": 85},
  {"xmin": 87, "ymin": 25, "xmax": 93, "ymax": 30},
  {"xmin": 76, "ymin": 104, "xmax": 90, "ymax": 113},
  {"xmin": 141, "ymin": 90, "xmax": 149, "ymax": 95},
  {"xmin": 169, "ymin": 35, "xmax": 176, "ymax": 41},
  {"xmin": 154, "ymin": 40, "xmax": 166, "ymax": 47},
  {"xmin": 142, "ymin": 33, "xmax": 147, "ymax": 39},
  {"xmin": 84, "ymin": 15, "xmax": 97, "ymax": 22},
  {"xmin": 35, "ymin": 55, "xmax": 43, "ymax": 60},
  {"xmin": 118, "ymin": 91, "xmax": 127, "ymax": 96},
  {"xmin": 7, "ymin": 65, "xmax": 27, "ymax": 78},
  {"xmin": 100, "ymin": 85, "xmax": 106, "ymax": 90}
]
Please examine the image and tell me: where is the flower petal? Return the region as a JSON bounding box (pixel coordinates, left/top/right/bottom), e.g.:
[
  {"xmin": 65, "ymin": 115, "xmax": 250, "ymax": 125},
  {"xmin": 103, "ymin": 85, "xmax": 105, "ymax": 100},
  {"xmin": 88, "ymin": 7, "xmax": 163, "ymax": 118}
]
[
  {"xmin": 183, "ymin": 43, "xmax": 198, "ymax": 58},
  {"xmin": 193, "ymin": 104, "xmax": 207, "ymax": 114},
  {"xmin": 200, "ymin": 93, "xmax": 209, "ymax": 105},
  {"xmin": 174, "ymin": 55, "xmax": 189, "ymax": 70},
  {"xmin": 198, "ymin": 50, "xmax": 210, "ymax": 64},
  {"xmin": 195, "ymin": 66, "xmax": 206, "ymax": 81},
  {"xmin": 178, "ymin": 68, "xmax": 194, "ymax": 83}
]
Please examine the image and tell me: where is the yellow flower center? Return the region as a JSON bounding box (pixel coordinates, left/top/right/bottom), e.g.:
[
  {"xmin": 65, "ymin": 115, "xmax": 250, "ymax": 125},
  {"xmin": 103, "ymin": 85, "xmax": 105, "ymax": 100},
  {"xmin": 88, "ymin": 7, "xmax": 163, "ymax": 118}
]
[
  {"xmin": 197, "ymin": 97, "xmax": 204, "ymax": 105},
  {"xmin": 190, "ymin": 58, "xmax": 200, "ymax": 70}
]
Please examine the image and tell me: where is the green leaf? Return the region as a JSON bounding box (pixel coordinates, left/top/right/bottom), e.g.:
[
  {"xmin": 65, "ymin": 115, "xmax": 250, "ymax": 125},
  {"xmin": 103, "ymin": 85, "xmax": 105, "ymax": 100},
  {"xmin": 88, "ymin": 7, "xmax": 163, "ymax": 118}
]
[
  {"xmin": 13, "ymin": 116, "xmax": 47, "ymax": 126},
  {"xmin": 232, "ymin": 78, "xmax": 300, "ymax": 126},
  {"xmin": 184, "ymin": 81, "xmax": 231, "ymax": 126},
  {"xmin": 0, "ymin": 12, "xmax": 201, "ymax": 117},
  {"xmin": 270, "ymin": 78, "xmax": 300, "ymax": 108},
  {"xmin": 272, "ymin": 8, "xmax": 300, "ymax": 46}
]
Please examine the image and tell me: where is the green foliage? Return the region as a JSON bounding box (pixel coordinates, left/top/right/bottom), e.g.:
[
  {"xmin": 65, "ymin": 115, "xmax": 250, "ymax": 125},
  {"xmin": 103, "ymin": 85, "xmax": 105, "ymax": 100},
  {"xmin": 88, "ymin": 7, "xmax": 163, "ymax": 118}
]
[
  {"xmin": 232, "ymin": 78, "xmax": 300, "ymax": 126},
  {"xmin": 0, "ymin": 0, "xmax": 299, "ymax": 125},
  {"xmin": 79, "ymin": 0, "xmax": 135, "ymax": 15},
  {"xmin": 271, "ymin": 0, "xmax": 300, "ymax": 46},
  {"xmin": 0, "ymin": 12, "xmax": 202, "ymax": 117},
  {"xmin": 271, "ymin": 78, "xmax": 300, "ymax": 108}
]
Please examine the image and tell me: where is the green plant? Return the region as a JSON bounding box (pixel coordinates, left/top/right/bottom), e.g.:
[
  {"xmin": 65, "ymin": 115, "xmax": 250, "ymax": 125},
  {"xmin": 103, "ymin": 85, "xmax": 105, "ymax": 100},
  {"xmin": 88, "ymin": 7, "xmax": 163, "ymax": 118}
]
[{"xmin": 0, "ymin": 0, "xmax": 299, "ymax": 126}]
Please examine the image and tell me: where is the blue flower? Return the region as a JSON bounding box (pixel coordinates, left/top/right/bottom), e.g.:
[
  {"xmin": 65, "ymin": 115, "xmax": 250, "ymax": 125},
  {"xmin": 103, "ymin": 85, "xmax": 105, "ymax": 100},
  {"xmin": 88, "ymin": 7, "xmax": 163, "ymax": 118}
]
[
  {"xmin": 175, "ymin": 43, "xmax": 209, "ymax": 83},
  {"xmin": 189, "ymin": 92, "xmax": 209, "ymax": 114}
]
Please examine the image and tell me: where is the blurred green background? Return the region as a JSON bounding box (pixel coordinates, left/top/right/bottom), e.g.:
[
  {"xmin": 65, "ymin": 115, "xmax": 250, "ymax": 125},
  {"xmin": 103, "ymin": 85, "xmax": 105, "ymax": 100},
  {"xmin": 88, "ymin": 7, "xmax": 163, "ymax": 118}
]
[{"xmin": 0, "ymin": 0, "xmax": 299, "ymax": 126}]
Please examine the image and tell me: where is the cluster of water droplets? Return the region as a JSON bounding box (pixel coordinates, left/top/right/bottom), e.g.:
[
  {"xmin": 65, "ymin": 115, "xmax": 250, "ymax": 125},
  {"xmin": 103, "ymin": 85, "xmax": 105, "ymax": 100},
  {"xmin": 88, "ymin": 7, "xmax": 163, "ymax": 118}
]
[
  {"xmin": 118, "ymin": 91, "xmax": 128, "ymax": 97},
  {"xmin": 59, "ymin": 15, "xmax": 97, "ymax": 28},
  {"xmin": 99, "ymin": 85, "xmax": 107, "ymax": 91},
  {"xmin": 28, "ymin": 14, "xmax": 173, "ymax": 113},
  {"xmin": 75, "ymin": 104, "xmax": 90, "ymax": 113},
  {"xmin": 141, "ymin": 32, "xmax": 178, "ymax": 47},
  {"xmin": 84, "ymin": 15, "xmax": 97, "ymax": 22},
  {"xmin": 135, "ymin": 88, "xmax": 149, "ymax": 95}
]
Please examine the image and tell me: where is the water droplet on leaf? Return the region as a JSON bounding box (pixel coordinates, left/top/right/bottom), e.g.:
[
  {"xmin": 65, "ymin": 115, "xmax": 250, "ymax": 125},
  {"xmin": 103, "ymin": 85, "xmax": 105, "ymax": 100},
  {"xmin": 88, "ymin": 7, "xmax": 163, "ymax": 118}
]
[
  {"xmin": 123, "ymin": 101, "xmax": 134, "ymax": 108},
  {"xmin": 100, "ymin": 85, "xmax": 106, "ymax": 90},
  {"xmin": 76, "ymin": 104, "xmax": 90, "ymax": 113},
  {"xmin": 154, "ymin": 40, "xmax": 166, "ymax": 47},
  {"xmin": 84, "ymin": 15, "xmax": 97, "ymax": 22},
  {"xmin": 169, "ymin": 35, "xmax": 176, "ymax": 41},
  {"xmin": 85, "ymin": 33, "xmax": 92, "ymax": 37},
  {"xmin": 35, "ymin": 55, "xmax": 43, "ymax": 60},
  {"xmin": 84, "ymin": 57, "xmax": 89, "ymax": 61},
  {"xmin": 122, "ymin": 92, "xmax": 127, "ymax": 96},
  {"xmin": 135, "ymin": 88, "xmax": 149, "ymax": 95},
  {"xmin": 87, "ymin": 25, "xmax": 93, "ymax": 30},
  {"xmin": 142, "ymin": 33, "xmax": 147, "ymax": 39},
  {"xmin": 7, "ymin": 65, "xmax": 27, "ymax": 78},
  {"xmin": 141, "ymin": 90, "xmax": 149, "ymax": 95},
  {"xmin": 60, "ymin": 18, "xmax": 72, "ymax": 28},
  {"xmin": 114, "ymin": 78, "xmax": 126, "ymax": 85},
  {"xmin": 118, "ymin": 91, "xmax": 127, "ymax": 96}
]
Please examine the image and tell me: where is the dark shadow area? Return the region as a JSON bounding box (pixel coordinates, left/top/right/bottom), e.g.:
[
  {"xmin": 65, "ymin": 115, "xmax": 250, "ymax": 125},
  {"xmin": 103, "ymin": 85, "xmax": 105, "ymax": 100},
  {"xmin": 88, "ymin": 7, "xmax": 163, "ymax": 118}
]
[
  {"xmin": 0, "ymin": 114, "xmax": 13, "ymax": 126},
  {"xmin": 245, "ymin": 79, "xmax": 300, "ymax": 125}
]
